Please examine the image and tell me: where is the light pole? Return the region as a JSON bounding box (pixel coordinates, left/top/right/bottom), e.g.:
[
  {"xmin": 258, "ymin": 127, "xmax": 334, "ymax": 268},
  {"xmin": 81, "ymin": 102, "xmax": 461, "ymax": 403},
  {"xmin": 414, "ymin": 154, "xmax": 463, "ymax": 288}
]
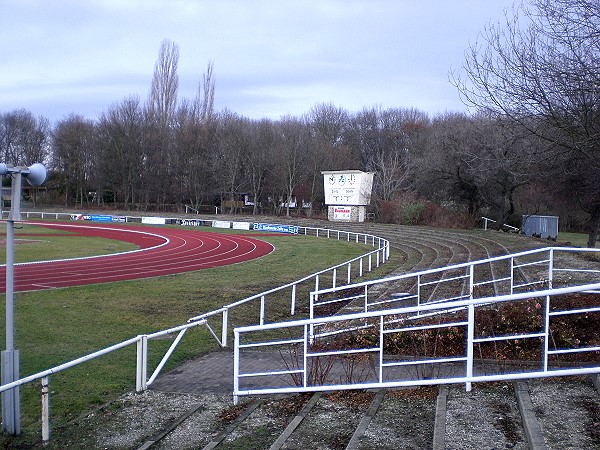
[{"xmin": 0, "ymin": 163, "xmax": 46, "ymax": 435}]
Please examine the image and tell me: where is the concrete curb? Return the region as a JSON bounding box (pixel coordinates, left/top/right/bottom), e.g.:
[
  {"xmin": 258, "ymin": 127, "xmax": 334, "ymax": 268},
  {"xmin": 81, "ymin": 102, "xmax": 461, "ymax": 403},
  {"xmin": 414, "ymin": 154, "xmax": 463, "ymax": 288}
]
[
  {"xmin": 269, "ymin": 392, "xmax": 322, "ymax": 450},
  {"xmin": 202, "ymin": 399, "xmax": 261, "ymax": 450},
  {"xmin": 345, "ymin": 389, "xmax": 386, "ymax": 450},
  {"xmin": 432, "ymin": 385, "xmax": 448, "ymax": 450},
  {"xmin": 591, "ymin": 373, "xmax": 600, "ymax": 394},
  {"xmin": 136, "ymin": 403, "xmax": 204, "ymax": 450},
  {"xmin": 514, "ymin": 382, "xmax": 548, "ymax": 450}
]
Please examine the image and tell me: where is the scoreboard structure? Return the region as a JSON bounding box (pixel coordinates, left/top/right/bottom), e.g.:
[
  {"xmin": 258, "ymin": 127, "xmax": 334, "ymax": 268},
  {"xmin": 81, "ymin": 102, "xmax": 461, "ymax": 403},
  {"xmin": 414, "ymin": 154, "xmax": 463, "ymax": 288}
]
[{"xmin": 321, "ymin": 170, "xmax": 374, "ymax": 222}]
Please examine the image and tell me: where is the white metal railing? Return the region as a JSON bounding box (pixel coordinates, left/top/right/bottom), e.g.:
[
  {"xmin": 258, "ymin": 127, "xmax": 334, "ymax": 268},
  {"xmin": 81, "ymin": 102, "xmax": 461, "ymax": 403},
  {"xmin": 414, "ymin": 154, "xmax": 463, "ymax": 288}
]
[
  {"xmin": 481, "ymin": 216, "xmax": 520, "ymax": 232},
  {"xmin": 187, "ymin": 226, "xmax": 389, "ymax": 347},
  {"xmin": 309, "ymin": 247, "xmax": 600, "ymax": 323},
  {"xmin": 233, "ymin": 281, "xmax": 600, "ymax": 403},
  {"xmin": 0, "ymin": 319, "xmax": 208, "ymax": 443}
]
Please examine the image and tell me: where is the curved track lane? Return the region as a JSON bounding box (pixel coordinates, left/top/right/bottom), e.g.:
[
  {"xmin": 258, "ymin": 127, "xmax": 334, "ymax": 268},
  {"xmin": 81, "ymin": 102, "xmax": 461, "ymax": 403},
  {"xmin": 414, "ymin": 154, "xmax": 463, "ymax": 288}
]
[{"xmin": 0, "ymin": 222, "xmax": 275, "ymax": 292}]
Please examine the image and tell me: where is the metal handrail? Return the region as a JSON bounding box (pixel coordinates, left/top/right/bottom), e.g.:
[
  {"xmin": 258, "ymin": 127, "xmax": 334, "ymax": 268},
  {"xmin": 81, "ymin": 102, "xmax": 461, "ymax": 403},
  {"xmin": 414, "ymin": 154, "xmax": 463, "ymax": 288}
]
[
  {"xmin": 233, "ymin": 281, "xmax": 600, "ymax": 402},
  {"xmin": 187, "ymin": 226, "xmax": 389, "ymax": 346},
  {"xmin": 309, "ymin": 246, "xmax": 600, "ymax": 320}
]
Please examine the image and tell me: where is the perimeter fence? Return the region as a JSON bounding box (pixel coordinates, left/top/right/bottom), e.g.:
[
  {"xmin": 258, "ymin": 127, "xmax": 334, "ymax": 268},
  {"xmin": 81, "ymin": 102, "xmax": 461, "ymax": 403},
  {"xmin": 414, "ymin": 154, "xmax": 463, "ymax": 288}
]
[{"xmin": 233, "ymin": 247, "xmax": 600, "ymax": 402}]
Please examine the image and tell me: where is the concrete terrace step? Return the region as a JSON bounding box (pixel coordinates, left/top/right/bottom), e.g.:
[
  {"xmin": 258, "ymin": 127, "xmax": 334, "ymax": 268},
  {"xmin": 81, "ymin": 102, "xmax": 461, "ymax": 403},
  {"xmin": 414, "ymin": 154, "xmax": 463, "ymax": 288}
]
[{"xmin": 79, "ymin": 376, "xmax": 595, "ymax": 449}]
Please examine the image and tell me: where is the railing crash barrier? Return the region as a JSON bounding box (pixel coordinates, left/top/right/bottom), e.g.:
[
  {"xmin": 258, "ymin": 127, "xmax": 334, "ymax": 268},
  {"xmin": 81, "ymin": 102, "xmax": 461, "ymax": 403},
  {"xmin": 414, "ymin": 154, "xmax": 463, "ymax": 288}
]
[
  {"xmin": 188, "ymin": 227, "xmax": 389, "ymax": 347},
  {"xmin": 310, "ymin": 247, "xmax": 600, "ymax": 324},
  {"xmin": 481, "ymin": 216, "xmax": 520, "ymax": 232},
  {"xmin": 233, "ymin": 281, "xmax": 600, "ymax": 404},
  {"xmin": 0, "ymin": 319, "xmax": 207, "ymax": 443}
]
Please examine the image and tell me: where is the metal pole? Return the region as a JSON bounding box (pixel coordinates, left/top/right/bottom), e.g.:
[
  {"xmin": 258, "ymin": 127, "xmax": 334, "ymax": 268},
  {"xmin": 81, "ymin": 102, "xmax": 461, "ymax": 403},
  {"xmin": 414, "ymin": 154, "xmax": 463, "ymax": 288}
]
[
  {"xmin": 2, "ymin": 172, "xmax": 22, "ymax": 434},
  {"xmin": 41, "ymin": 377, "xmax": 49, "ymax": 442},
  {"xmin": 6, "ymin": 217, "xmax": 15, "ymax": 351}
]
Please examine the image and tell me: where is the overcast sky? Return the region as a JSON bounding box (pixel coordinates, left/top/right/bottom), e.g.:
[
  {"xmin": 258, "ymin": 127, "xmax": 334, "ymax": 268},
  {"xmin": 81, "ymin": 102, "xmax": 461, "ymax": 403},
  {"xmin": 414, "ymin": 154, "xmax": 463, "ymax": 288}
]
[{"xmin": 1, "ymin": 1, "xmax": 514, "ymax": 124}]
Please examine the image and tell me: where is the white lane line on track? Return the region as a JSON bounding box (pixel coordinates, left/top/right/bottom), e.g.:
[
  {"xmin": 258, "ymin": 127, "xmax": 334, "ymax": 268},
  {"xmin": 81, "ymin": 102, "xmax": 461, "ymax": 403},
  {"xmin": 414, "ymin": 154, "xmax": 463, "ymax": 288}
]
[{"xmin": 2, "ymin": 222, "xmax": 171, "ymax": 267}]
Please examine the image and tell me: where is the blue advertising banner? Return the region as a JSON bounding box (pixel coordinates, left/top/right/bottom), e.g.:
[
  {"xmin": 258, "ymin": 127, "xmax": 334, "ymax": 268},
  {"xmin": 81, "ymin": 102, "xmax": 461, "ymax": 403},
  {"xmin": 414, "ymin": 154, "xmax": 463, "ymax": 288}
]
[
  {"xmin": 71, "ymin": 214, "xmax": 113, "ymax": 222},
  {"xmin": 253, "ymin": 223, "xmax": 299, "ymax": 234}
]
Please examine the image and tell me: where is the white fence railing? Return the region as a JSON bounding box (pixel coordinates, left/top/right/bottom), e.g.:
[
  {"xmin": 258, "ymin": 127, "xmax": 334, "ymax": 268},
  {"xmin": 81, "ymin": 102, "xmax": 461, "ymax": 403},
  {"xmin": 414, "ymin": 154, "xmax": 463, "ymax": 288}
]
[
  {"xmin": 309, "ymin": 246, "xmax": 600, "ymax": 323},
  {"xmin": 188, "ymin": 226, "xmax": 389, "ymax": 346},
  {"xmin": 0, "ymin": 211, "xmax": 389, "ymax": 442},
  {"xmin": 0, "ymin": 319, "xmax": 208, "ymax": 442},
  {"xmin": 481, "ymin": 216, "xmax": 520, "ymax": 232},
  {"xmin": 233, "ymin": 281, "xmax": 600, "ymax": 403}
]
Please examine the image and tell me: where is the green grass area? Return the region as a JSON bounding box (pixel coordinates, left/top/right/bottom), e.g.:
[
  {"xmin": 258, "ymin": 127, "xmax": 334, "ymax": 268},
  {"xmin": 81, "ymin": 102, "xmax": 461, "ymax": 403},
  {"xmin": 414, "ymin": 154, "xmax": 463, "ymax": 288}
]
[
  {"xmin": 556, "ymin": 231, "xmax": 591, "ymax": 247},
  {"xmin": 0, "ymin": 222, "xmax": 384, "ymax": 435},
  {"xmin": 0, "ymin": 223, "xmax": 138, "ymax": 263}
]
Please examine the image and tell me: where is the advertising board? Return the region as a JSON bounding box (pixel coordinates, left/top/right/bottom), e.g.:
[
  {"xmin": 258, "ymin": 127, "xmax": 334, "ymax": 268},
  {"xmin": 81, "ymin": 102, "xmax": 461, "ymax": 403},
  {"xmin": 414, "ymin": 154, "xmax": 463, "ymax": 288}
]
[
  {"xmin": 253, "ymin": 223, "xmax": 299, "ymax": 234},
  {"xmin": 333, "ymin": 206, "xmax": 352, "ymax": 220},
  {"xmin": 212, "ymin": 220, "xmax": 232, "ymax": 229},
  {"xmin": 142, "ymin": 217, "xmax": 166, "ymax": 225}
]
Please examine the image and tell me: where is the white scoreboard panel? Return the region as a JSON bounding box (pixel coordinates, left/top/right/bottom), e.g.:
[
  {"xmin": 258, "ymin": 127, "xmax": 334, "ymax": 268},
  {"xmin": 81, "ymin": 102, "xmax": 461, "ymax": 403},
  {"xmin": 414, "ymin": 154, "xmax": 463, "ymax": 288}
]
[{"xmin": 322, "ymin": 170, "xmax": 374, "ymax": 206}]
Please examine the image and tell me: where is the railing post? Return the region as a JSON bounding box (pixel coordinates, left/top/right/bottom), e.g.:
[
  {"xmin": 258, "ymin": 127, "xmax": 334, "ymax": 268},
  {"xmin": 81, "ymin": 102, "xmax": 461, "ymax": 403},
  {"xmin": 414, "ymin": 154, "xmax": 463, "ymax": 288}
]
[
  {"xmin": 541, "ymin": 294, "xmax": 550, "ymax": 372},
  {"xmin": 221, "ymin": 309, "xmax": 229, "ymax": 347},
  {"xmin": 260, "ymin": 295, "xmax": 266, "ymax": 325},
  {"xmin": 303, "ymin": 325, "xmax": 309, "ymax": 386},
  {"xmin": 510, "ymin": 256, "xmax": 515, "ymax": 295},
  {"xmin": 379, "ymin": 316, "xmax": 384, "ymax": 384},
  {"xmin": 359, "ymin": 258, "xmax": 363, "ymax": 278},
  {"xmin": 466, "ymin": 304, "xmax": 474, "ymax": 392},
  {"xmin": 347, "ymin": 263, "xmax": 351, "ymax": 284},
  {"xmin": 364, "ymin": 285, "xmax": 368, "ymax": 313},
  {"xmin": 416, "ymin": 274, "xmax": 421, "ymax": 310},
  {"xmin": 291, "ymin": 284, "xmax": 297, "ymax": 315},
  {"xmin": 41, "ymin": 376, "xmax": 50, "ymax": 443},
  {"xmin": 548, "ymin": 249, "xmax": 554, "ymax": 289},
  {"xmin": 136, "ymin": 335, "xmax": 148, "ymax": 392},
  {"xmin": 233, "ymin": 330, "xmax": 240, "ymax": 405},
  {"xmin": 332, "ymin": 268, "xmax": 337, "ymax": 289},
  {"xmin": 469, "ymin": 264, "xmax": 474, "ymax": 299},
  {"xmin": 368, "ymin": 254, "xmax": 372, "ymax": 272}
]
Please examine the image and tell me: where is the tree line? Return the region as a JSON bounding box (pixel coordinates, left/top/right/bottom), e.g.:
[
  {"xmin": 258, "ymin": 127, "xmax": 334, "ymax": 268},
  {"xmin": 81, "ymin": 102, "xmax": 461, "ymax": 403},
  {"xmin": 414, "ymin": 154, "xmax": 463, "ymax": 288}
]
[{"xmin": 0, "ymin": 0, "xmax": 599, "ymax": 246}]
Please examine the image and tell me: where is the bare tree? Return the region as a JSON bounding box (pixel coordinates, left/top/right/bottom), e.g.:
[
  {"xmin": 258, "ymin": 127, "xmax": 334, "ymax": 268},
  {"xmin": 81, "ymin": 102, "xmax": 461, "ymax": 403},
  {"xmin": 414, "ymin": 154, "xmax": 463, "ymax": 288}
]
[
  {"xmin": 52, "ymin": 115, "xmax": 96, "ymax": 206},
  {"xmin": 245, "ymin": 119, "xmax": 276, "ymax": 215},
  {"xmin": 96, "ymin": 97, "xmax": 145, "ymax": 208},
  {"xmin": 195, "ymin": 60, "xmax": 215, "ymax": 123},
  {"xmin": 213, "ymin": 111, "xmax": 248, "ymax": 213},
  {"xmin": 416, "ymin": 113, "xmax": 483, "ymax": 215},
  {"xmin": 146, "ymin": 39, "xmax": 180, "ymax": 207},
  {"xmin": 273, "ymin": 116, "xmax": 312, "ymax": 217},
  {"xmin": 372, "ymin": 148, "xmax": 410, "ymax": 202},
  {"xmin": 148, "ymin": 39, "xmax": 180, "ymax": 126},
  {"xmin": 0, "ymin": 109, "xmax": 50, "ymax": 166},
  {"xmin": 454, "ymin": 0, "xmax": 600, "ymax": 245}
]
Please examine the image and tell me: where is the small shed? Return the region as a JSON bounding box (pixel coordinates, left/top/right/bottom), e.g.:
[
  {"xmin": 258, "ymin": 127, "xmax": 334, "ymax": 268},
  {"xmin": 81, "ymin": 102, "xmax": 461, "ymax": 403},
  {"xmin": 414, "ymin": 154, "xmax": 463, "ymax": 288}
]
[{"xmin": 521, "ymin": 215, "xmax": 559, "ymax": 240}]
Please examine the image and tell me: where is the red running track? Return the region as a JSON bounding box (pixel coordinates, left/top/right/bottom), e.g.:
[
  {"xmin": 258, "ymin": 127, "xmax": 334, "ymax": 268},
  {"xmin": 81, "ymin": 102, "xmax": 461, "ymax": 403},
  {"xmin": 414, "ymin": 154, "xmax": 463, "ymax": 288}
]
[{"xmin": 0, "ymin": 222, "xmax": 275, "ymax": 293}]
